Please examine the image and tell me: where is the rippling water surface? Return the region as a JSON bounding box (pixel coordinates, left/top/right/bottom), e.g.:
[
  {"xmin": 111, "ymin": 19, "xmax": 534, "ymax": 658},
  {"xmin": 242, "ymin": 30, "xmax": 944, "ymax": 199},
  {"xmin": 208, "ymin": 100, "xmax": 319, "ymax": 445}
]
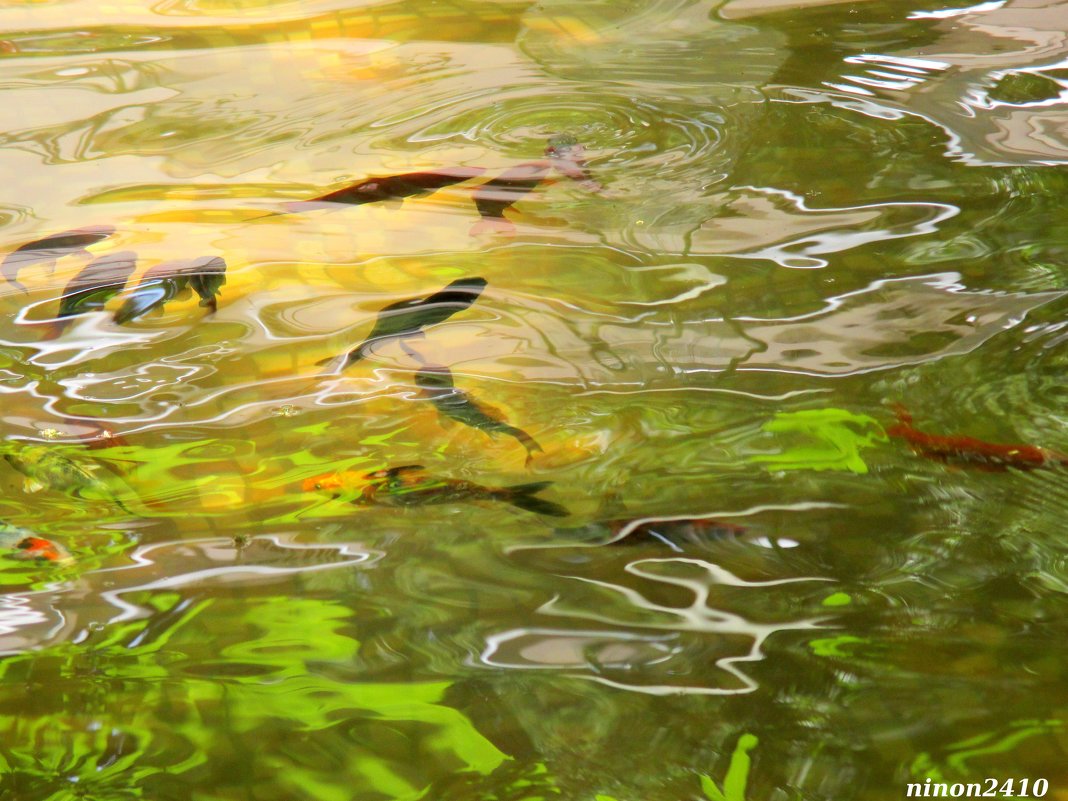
[{"xmin": 2, "ymin": 0, "xmax": 1068, "ymax": 798}]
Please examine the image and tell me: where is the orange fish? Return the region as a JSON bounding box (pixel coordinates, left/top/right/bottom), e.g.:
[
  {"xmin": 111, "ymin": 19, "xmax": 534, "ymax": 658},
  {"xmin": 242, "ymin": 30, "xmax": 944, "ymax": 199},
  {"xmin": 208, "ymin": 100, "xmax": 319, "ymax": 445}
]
[
  {"xmin": 888, "ymin": 405, "xmax": 1068, "ymax": 471},
  {"xmin": 304, "ymin": 464, "xmax": 569, "ymax": 517},
  {"xmin": 0, "ymin": 523, "xmax": 72, "ymax": 564}
]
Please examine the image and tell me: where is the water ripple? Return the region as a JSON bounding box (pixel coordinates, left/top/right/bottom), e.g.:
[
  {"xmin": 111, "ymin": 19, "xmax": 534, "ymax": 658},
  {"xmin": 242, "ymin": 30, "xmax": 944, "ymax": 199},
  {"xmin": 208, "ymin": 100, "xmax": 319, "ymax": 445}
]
[{"xmin": 475, "ymin": 555, "xmax": 831, "ymax": 695}]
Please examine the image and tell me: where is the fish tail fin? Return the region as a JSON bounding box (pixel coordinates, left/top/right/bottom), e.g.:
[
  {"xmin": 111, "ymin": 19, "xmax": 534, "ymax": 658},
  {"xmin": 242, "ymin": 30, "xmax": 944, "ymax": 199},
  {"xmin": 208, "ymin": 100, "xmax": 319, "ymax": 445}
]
[
  {"xmin": 499, "ymin": 481, "xmax": 569, "ymax": 518},
  {"xmin": 501, "ymin": 425, "xmax": 543, "ymax": 463}
]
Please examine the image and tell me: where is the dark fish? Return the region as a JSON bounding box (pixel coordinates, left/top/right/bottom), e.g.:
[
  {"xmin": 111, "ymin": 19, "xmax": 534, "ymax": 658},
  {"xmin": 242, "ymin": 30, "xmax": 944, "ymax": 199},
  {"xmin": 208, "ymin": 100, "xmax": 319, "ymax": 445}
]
[
  {"xmin": 545, "ymin": 133, "xmax": 603, "ymax": 191},
  {"xmin": 415, "ymin": 364, "xmax": 542, "ymax": 464},
  {"xmin": 602, "ymin": 517, "xmax": 748, "ymax": 549},
  {"xmin": 320, "ymin": 277, "xmax": 487, "ymax": 371},
  {"xmin": 113, "ymin": 256, "xmax": 226, "ymax": 324},
  {"xmin": 887, "ymin": 404, "xmax": 1068, "ymax": 471},
  {"xmin": 187, "ymin": 256, "xmax": 227, "ymax": 312},
  {"xmin": 2, "ymin": 225, "xmax": 115, "ymax": 293},
  {"xmin": 303, "ymin": 464, "xmax": 569, "ymax": 517},
  {"xmin": 258, "ymin": 167, "xmax": 486, "ymax": 218},
  {"xmin": 469, "ymin": 162, "xmax": 552, "ymax": 235},
  {"xmin": 470, "ymin": 135, "xmax": 602, "ymax": 235},
  {"xmin": 5, "ymin": 445, "xmax": 133, "ymax": 512},
  {"xmin": 57, "ymin": 250, "xmax": 137, "ymax": 318},
  {"xmin": 0, "ymin": 522, "xmax": 72, "ymax": 564}
]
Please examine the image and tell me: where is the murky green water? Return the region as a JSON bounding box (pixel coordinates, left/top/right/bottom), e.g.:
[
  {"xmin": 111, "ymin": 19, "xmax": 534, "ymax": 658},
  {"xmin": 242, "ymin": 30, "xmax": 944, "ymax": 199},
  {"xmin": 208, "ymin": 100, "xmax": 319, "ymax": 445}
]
[{"xmin": 2, "ymin": 0, "xmax": 1068, "ymax": 798}]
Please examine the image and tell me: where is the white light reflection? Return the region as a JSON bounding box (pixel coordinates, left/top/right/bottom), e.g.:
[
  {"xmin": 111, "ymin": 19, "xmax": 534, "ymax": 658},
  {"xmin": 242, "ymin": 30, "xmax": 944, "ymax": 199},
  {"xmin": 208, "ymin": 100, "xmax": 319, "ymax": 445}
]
[
  {"xmin": 7, "ymin": 308, "xmax": 164, "ymax": 369},
  {"xmin": 618, "ymin": 263, "xmax": 727, "ymax": 307},
  {"xmin": 730, "ymin": 185, "xmax": 958, "ymax": 269},
  {"xmin": 973, "ymin": 60, "xmax": 1068, "ymax": 110},
  {"xmin": 0, "ymin": 534, "xmax": 383, "ymax": 654},
  {"xmin": 735, "ymin": 272, "xmax": 1066, "ymax": 377},
  {"xmin": 96, "ymin": 534, "xmax": 383, "ymax": 624},
  {"xmin": 781, "ymin": 84, "xmax": 1068, "ymax": 167},
  {"xmin": 478, "ymin": 556, "xmax": 831, "ymax": 696},
  {"xmin": 0, "ymin": 594, "xmax": 51, "ymax": 637},
  {"xmin": 504, "ymin": 501, "xmax": 845, "ymax": 555},
  {"xmin": 832, "ymin": 55, "xmax": 949, "ymax": 99},
  {"xmin": 908, "ymin": 0, "xmax": 1005, "ymax": 19}
]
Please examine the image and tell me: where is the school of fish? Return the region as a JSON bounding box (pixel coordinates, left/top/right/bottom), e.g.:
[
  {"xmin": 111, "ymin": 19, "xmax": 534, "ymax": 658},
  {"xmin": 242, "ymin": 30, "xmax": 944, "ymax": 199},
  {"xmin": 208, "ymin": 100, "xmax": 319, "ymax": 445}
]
[{"xmin": 0, "ymin": 135, "xmax": 1063, "ymax": 566}]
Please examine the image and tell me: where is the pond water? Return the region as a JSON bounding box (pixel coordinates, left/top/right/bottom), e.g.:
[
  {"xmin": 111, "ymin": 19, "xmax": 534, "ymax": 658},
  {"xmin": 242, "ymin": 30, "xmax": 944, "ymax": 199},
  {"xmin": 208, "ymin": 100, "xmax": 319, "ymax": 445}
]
[{"xmin": 2, "ymin": 0, "xmax": 1068, "ymax": 798}]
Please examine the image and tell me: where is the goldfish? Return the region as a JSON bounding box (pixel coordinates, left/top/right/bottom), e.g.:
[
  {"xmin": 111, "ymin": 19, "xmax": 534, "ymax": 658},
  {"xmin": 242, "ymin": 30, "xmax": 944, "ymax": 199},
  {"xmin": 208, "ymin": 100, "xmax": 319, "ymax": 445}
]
[
  {"xmin": 470, "ymin": 134, "xmax": 602, "ymax": 235},
  {"xmin": 303, "ymin": 464, "xmax": 569, "ymax": 517},
  {"xmin": 319, "ymin": 277, "xmax": 487, "ymax": 371},
  {"xmin": 4, "ymin": 445, "xmax": 133, "ymax": 512},
  {"xmin": 887, "ymin": 404, "xmax": 1068, "ymax": 471},
  {"xmin": 113, "ymin": 255, "xmax": 227, "ymax": 324},
  {"xmin": 256, "ymin": 167, "xmax": 486, "ymax": 218},
  {"xmin": 0, "ymin": 522, "xmax": 72, "ymax": 564},
  {"xmin": 2, "ymin": 225, "xmax": 115, "ymax": 293},
  {"xmin": 57, "ymin": 250, "xmax": 138, "ymax": 319},
  {"xmin": 414, "ymin": 364, "xmax": 542, "ymax": 464}
]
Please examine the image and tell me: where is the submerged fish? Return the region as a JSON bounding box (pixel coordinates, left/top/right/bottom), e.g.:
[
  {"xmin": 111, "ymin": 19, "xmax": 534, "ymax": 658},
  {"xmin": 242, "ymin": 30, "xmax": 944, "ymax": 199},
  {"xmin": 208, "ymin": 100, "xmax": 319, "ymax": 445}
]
[
  {"xmin": 2, "ymin": 226, "xmax": 115, "ymax": 293},
  {"xmin": 544, "ymin": 133, "xmax": 603, "ymax": 191},
  {"xmin": 258, "ymin": 167, "xmax": 486, "ymax": 218},
  {"xmin": 887, "ymin": 404, "xmax": 1068, "ymax": 471},
  {"xmin": 113, "ymin": 255, "xmax": 227, "ymax": 324},
  {"xmin": 470, "ymin": 134, "xmax": 602, "ymax": 235},
  {"xmin": 320, "ymin": 277, "xmax": 487, "ymax": 371},
  {"xmin": 469, "ymin": 162, "xmax": 553, "ymax": 235},
  {"xmin": 0, "ymin": 522, "xmax": 72, "ymax": 564},
  {"xmin": 57, "ymin": 250, "xmax": 138, "ymax": 318},
  {"xmin": 4, "ymin": 445, "xmax": 132, "ymax": 511},
  {"xmin": 601, "ymin": 517, "xmax": 748, "ymax": 550},
  {"xmin": 414, "ymin": 364, "xmax": 542, "ymax": 464},
  {"xmin": 303, "ymin": 464, "xmax": 569, "ymax": 517},
  {"xmin": 558, "ymin": 493, "xmax": 747, "ymax": 551}
]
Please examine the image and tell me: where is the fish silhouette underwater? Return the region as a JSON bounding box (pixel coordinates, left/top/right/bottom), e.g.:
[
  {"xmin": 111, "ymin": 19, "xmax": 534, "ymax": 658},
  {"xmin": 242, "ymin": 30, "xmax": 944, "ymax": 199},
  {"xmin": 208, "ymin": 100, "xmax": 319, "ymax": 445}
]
[
  {"xmin": 2, "ymin": 226, "xmax": 115, "ymax": 293},
  {"xmin": 253, "ymin": 167, "xmax": 486, "ymax": 219},
  {"xmin": 56, "ymin": 250, "xmax": 138, "ymax": 321},
  {"xmin": 414, "ymin": 364, "xmax": 542, "ymax": 464},
  {"xmin": 470, "ymin": 134, "xmax": 603, "ymax": 235},
  {"xmin": 114, "ymin": 256, "xmax": 227, "ymax": 324},
  {"xmin": 319, "ymin": 277, "xmax": 487, "ymax": 371},
  {"xmin": 4, "ymin": 445, "xmax": 135, "ymax": 513},
  {"xmin": 303, "ymin": 464, "xmax": 569, "ymax": 517}
]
